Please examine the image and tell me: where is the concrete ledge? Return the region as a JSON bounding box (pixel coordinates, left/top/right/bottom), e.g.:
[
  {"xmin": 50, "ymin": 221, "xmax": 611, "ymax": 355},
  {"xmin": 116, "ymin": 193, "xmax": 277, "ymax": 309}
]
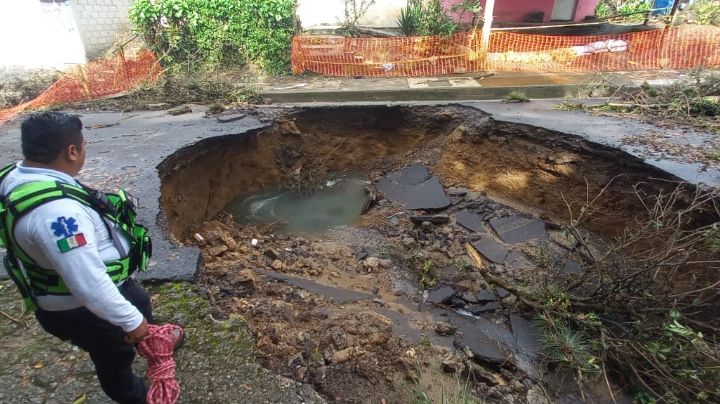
[{"xmin": 262, "ymin": 84, "xmax": 583, "ymax": 103}]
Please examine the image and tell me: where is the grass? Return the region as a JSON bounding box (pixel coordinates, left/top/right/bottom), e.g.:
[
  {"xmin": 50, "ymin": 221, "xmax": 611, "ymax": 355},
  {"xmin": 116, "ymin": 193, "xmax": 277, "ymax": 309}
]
[
  {"xmin": 380, "ymin": 244, "xmax": 439, "ymax": 290},
  {"xmin": 415, "ymin": 375, "xmax": 483, "ymax": 404},
  {"xmin": 556, "ymin": 101, "xmax": 586, "ymax": 111},
  {"xmin": 503, "ymin": 90, "xmax": 530, "ymax": 103}
]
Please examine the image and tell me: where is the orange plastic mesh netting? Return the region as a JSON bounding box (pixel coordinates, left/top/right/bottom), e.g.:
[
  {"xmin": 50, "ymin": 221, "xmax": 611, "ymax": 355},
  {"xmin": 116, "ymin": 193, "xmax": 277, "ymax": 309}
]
[
  {"xmin": 292, "ymin": 25, "xmax": 720, "ymax": 77},
  {"xmin": 0, "ymin": 50, "xmax": 161, "ymax": 126}
]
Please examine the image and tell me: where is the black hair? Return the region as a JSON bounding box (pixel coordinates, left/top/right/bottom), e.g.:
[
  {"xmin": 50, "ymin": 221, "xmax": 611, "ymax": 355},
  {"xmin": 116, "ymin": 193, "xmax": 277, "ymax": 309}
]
[{"xmin": 20, "ymin": 112, "xmax": 83, "ymax": 164}]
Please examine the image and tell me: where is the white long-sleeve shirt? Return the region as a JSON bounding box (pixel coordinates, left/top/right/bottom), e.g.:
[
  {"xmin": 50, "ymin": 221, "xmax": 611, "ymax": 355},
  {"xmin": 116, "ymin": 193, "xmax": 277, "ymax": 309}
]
[{"xmin": 0, "ymin": 162, "xmax": 143, "ymax": 332}]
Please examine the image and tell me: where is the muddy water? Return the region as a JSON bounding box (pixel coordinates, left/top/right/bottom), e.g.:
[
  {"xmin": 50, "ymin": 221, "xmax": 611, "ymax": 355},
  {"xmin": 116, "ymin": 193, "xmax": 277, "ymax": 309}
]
[{"xmin": 226, "ymin": 174, "xmax": 369, "ymax": 235}]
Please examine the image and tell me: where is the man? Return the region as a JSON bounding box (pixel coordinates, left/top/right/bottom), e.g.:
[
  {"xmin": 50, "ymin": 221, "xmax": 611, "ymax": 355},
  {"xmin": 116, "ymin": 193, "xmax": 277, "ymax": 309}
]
[{"xmin": 0, "ymin": 112, "xmax": 158, "ymax": 403}]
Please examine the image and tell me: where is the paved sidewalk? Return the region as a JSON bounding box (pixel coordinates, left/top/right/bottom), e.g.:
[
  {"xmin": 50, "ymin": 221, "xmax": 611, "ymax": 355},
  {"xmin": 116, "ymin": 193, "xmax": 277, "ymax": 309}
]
[{"xmin": 258, "ymin": 70, "xmax": 691, "ymax": 103}]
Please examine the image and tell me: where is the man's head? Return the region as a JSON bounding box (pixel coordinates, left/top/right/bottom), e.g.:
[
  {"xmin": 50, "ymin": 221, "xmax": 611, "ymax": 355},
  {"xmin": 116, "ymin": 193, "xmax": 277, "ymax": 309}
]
[{"xmin": 20, "ymin": 112, "xmax": 86, "ymax": 176}]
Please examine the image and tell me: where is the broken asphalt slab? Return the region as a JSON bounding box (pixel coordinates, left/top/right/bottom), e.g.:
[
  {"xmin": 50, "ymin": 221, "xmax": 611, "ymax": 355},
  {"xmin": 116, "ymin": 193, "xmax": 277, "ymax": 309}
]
[
  {"xmin": 456, "ymin": 209, "xmax": 485, "ymax": 233},
  {"xmin": 489, "ymin": 216, "xmax": 549, "ymax": 244},
  {"xmin": 471, "ymin": 238, "xmax": 511, "ymax": 264},
  {"xmin": 258, "ymin": 269, "xmax": 374, "ymax": 304},
  {"xmin": 377, "ymin": 164, "xmax": 451, "ymax": 210}
]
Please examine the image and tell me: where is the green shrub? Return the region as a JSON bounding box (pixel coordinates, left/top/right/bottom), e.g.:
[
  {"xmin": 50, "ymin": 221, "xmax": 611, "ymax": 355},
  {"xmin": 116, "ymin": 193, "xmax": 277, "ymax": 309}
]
[
  {"xmin": 419, "ymin": 0, "xmax": 458, "ymax": 36},
  {"xmin": 397, "ymin": 2, "xmax": 422, "ymax": 36},
  {"xmin": 130, "ymin": 0, "xmax": 296, "ymax": 74},
  {"xmin": 690, "ymin": 0, "xmax": 720, "ymax": 26},
  {"xmin": 596, "ymin": 0, "xmax": 651, "ymax": 20}
]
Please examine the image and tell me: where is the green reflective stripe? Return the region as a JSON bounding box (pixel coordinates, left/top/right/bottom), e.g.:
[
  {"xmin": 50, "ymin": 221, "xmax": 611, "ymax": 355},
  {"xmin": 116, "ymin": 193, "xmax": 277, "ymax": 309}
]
[
  {"xmin": 12, "ymin": 190, "xmax": 64, "ymax": 213},
  {"xmin": 0, "ymin": 164, "xmax": 15, "ymax": 178},
  {"xmin": 7, "ymin": 182, "xmax": 62, "ymax": 202},
  {"xmin": 25, "ymin": 258, "xmax": 131, "ymax": 295},
  {"xmin": 0, "ymin": 205, "xmax": 6, "ymax": 249}
]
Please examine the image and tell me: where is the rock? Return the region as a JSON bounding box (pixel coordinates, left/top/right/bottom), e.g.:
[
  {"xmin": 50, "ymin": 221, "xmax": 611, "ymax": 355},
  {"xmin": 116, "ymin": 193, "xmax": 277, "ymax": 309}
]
[
  {"xmin": 447, "ymin": 296, "xmax": 467, "ymax": 308},
  {"xmin": 168, "ymin": 105, "xmax": 192, "ymax": 116},
  {"xmin": 455, "ymin": 318, "xmax": 512, "ymax": 365},
  {"xmin": 402, "ymin": 237, "xmax": 417, "ymax": 249},
  {"xmin": 510, "ymin": 314, "xmax": 540, "ymax": 359},
  {"xmin": 464, "ymin": 361, "xmax": 500, "ymax": 386},
  {"xmin": 332, "ymin": 347, "xmax": 358, "ymax": 364},
  {"xmin": 469, "ymin": 302, "xmax": 501, "ymax": 314},
  {"xmin": 495, "ymin": 288, "xmax": 511, "ymax": 298},
  {"xmin": 460, "ymin": 291, "xmax": 479, "ymax": 303},
  {"xmin": 410, "ymin": 215, "xmax": 450, "ymax": 225},
  {"xmin": 264, "ymin": 248, "xmax": 281, "ymax": 260},
  {"xmin": 476, "ymin": 289, "xmax": 497, "ymax": 302},
  {"xmin": 328, "ymin": 326, "xmax": 348, "ymax": 350},
  {"xmin": 294, "ymin": 366, "xmax": 308, "ymax": 380},
  {"xmin": 216, "ymin": 111, "xmax": 247, "ymax": 123},
  {"xmin": 456, "ymin": 210, "xmax": 485, "ymax": 233},
  {"xmin": 208, "ymin": 245, "xmax": 228, "ymax": 257},
  {"xmin": 221, "ymin": 235, "xmax": 237, "ymax": 250},
  {"xmin": 563, "ymin": 260, "xmax": 583, "ymax": 274},
  {"xmin": 441, "ymin": 356, "xmax": 465, "ymax": 373},
  {"xmin": 448, "ymin": 187, "xmax": 469, "ymax": 197},
  {"xmin": 235, "ymin": 269, "xmax": 256, "ymax": 289},
  {"xmin": 426, "ymin": 286, "xmax": 456, "ymax": 304},
  {"xmin": 471, "ymin": 239, "xmax": 510, "ymax": 264},
  {"xmin": 489, "ymin": 216, "xmax": 549, "ymax": 244},
  {"xmin": 549, "ymin": 229, "xmax": 577, "ymax": 249},
  {"xmin": 271, "ymin": 259, "xmax": 284, "ymax": 270},
  {"xmin": 505, "ymin": 250, "xmax": 535, "ymax": 272},
  {"xmin": 435, "ymin": 321, "xmax": 458, "ymax": 336},
  {"xmin": 364, "ymin": 257, "xmax": 381, "ymax": 270},
  {"xmin": 526, "ymin": 387, "xmax": 550, "ymax": 404},
  {"xmin": 377, "ymin": 164, "xmax": 451, "ymax": 210}
]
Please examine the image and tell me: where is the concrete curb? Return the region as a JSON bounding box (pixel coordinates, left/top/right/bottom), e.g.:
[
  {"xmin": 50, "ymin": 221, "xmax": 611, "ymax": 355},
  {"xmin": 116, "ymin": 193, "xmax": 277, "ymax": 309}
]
[{"xmin": 261, "ymin": 84, "xmax": 586, "ymax": 103}]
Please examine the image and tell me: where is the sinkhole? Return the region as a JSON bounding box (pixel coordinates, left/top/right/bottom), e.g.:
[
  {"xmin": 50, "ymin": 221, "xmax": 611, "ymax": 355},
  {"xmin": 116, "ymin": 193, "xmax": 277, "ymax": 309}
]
[
  {"xmin": 159, "ymin": 104, "xmax": 678, "ymax": 241},
  {"xmin": 156, "ymin": 104, "xmax": 712, "ymax": 403}
]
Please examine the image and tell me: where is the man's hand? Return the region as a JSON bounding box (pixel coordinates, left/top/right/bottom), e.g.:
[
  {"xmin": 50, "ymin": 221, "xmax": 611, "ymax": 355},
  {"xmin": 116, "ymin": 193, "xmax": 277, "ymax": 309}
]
[{"xmin": 125, "ymin": 318, "xmax": 149, "ymax": 344}]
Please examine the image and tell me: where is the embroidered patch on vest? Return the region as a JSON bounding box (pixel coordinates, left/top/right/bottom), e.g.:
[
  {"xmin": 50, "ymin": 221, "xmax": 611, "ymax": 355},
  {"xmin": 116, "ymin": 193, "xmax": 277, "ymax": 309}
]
[
  {"xmin": 51, "ymin": 216, "xmax": 79, "ymax": 237},
  {"xmin": 57, "ymin": 233, "xmax": 87, "ymax": 253}
]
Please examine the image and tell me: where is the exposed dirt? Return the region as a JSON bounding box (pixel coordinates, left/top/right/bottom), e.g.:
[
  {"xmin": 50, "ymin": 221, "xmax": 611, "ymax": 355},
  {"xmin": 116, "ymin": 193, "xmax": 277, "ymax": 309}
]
[
  {"xmin": 0, "ymin": 67, "xmax": 61, "ymax": 109},
  {"xmin": 0, "ymin": 280, "xmax": 324, "ymax": 404},
  {"xmin": 160, "ymin": 105, "xmax": 680, "ymax": 239},
  {"xmin": 156, "ymin": 104, "xmax": 694, "ymax": 403}
]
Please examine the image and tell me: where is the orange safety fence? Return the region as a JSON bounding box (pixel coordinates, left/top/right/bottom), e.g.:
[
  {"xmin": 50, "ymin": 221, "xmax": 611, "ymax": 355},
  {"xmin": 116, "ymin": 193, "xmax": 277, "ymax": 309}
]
[
  {"xmin": 292, "ymin": 25, "xmax": 720, "ymax": 77},
  {"xmin": 0, "ymin": 50, "xmax": 162, "ymax": 126}
]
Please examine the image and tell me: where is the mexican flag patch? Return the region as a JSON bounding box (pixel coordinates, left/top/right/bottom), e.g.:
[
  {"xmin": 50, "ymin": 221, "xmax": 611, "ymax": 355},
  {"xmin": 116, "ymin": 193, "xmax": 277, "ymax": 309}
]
[{"xmin": 57, "ymin": 233, "xmax": 87, "ymax": 253}]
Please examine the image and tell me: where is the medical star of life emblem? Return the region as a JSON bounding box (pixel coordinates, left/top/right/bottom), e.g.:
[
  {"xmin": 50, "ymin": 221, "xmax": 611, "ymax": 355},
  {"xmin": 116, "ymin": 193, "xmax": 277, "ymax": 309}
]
[
  {"xmin": 51, "ymin": 216, "xmax": 79, "ymax": 238},
  {"xmin": 51, "ymin": 217, "xmax": 86, "ymax": 253}
]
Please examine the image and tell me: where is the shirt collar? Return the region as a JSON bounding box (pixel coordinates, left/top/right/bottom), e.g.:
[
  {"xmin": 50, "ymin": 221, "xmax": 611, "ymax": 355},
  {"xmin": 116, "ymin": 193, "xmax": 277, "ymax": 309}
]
[{"xmin": 15, "ymin": 161, "xmax": 79, "ymax": 185}]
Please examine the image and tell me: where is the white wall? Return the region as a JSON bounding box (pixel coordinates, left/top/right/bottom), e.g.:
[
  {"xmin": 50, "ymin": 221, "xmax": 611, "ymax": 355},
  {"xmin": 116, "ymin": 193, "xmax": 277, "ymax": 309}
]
[
  {"xmin": 70, "ymin": 0, "xmax": 136, "ymax": 58},
  {"xmin": 298, "ymin": 0, "xmax": 406, "ymax": 28},
  {"xmin": 0, "ymin": 0, "xmax": 86, "ymax": 68}
]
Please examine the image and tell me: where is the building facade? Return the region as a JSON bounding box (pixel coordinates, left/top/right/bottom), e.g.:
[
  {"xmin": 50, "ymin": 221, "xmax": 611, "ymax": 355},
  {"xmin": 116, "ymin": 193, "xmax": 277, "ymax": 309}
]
[
  {"xmin": 297, "ymin": 0, "xmax": 601, "ymax": 29},
  {"xmin": 0, "ymin": 0, "xmax": 134, "ymax": 68}
]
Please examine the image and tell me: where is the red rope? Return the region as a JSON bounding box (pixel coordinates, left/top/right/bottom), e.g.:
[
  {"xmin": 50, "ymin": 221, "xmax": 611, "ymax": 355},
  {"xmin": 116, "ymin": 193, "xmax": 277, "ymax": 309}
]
[{"xmin": 138, "ymin": 324, "xmax": 183, "ymax": 404}]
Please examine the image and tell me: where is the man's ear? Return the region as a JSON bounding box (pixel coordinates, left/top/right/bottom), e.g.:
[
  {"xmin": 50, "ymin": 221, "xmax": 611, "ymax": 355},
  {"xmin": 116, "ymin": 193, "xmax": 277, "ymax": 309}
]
[{"xmin": 66, "ymin": 143, "xmax": 82, "ymax": 162}]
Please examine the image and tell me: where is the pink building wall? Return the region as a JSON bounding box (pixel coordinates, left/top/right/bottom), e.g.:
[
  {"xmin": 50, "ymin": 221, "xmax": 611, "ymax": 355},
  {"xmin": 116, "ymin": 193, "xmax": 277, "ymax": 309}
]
[
  {"xmin": 443, "ymin": 0, "xmax": 599, "ymax": 23},
  {"xmin": 574, "ymin": 0, "xmax": 599, "ymax": 21}
]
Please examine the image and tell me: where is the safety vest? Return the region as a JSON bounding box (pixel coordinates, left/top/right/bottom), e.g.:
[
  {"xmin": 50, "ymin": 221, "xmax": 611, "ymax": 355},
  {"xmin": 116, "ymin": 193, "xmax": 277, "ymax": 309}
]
[{"xmin": 0, "ymin": 164, "xmax": 152, "ymax": 311}]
